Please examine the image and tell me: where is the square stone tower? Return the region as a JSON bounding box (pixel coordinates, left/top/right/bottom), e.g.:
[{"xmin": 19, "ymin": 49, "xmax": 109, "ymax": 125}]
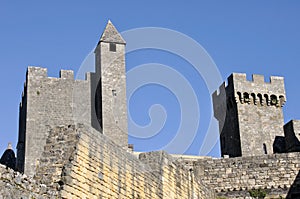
[
  {"xmin": 16, "ymin": 68, "xmax": 91, "ymax": 175},
  {"xmin": 213, "ymin": 73, "xmax": 286, "ymax": 157},
  {"xmin": 91, "ymin": 20, "xmax": 128, "ymax": 149},
  {"xmin": 16, "ymin": 21, "xmax": 129, "ymax": 176}
]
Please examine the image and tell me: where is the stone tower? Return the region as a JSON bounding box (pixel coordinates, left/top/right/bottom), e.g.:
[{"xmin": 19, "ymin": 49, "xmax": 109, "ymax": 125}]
[
  {"xmin": 91, "ymin": 20, "xmax": 128, "ymax": 148},
  {"xmin": 16, "ymin": 68, "xmax": 91, "ymax": 175},
  {"xmin": 16, "ymin": 21, "xmax": 128, "ymax": 176},
  {"xmin": 213, "ymin": 73, "xmax": 286, "ymax": 157}
]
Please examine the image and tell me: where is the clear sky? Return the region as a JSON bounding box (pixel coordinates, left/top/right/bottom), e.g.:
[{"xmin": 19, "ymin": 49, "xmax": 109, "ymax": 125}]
[{"xmin": 0, "ymin": 1, "xmax": 300, "ymax": 157}]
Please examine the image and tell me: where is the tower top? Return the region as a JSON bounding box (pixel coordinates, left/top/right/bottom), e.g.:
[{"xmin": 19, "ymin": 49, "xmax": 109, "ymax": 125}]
[
  {"xmin": 99, "ymin": 20, "xmax": 126, "ymax": 44},
  {"xmin": 7, "ymin": 142, "xmax": 12, "ymax": 150}
]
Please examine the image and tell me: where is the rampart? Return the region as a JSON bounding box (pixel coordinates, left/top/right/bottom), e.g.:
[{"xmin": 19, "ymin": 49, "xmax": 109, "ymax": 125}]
[
  {"xmin": 2, "ymin": 123, "xmax": 216, "ymax": 198},
  {"xmin": 56, "ymin": 124, "xmax": 215, "ymax": 198},
  {"xmin": 184, "ymin": 153, "xmax": 300, "ymax": 198}
]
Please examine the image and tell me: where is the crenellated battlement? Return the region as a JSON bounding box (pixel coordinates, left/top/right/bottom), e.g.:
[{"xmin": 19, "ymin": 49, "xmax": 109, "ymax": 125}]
[
  {"xmin": 213, "ymin": 73, "xmax": 286, "ymax": 107},
  {"xmin": 228, "ymin": 73, "xmax": 286, "ymax": 107},
  {"xmin": 212, "ymin": 83, "xmax": 227, "ymax": 121},
  {"xmin": 59, "ymin": 70, "xmax": 74, "ymax": 79},
  {"xmin": 213, "ymin": 73, "xmax": 287, "ymax": 110},
  {"xmin": 27, "ymin": 66, "xmax": 76, "ymax": 81},
  {"xmin": 212, "ymin": 82, "xmax": 226, "ymax": 99},
  {"xmin": 228, "ymin": 73, "xmax": 285, "ymax": 85},
  {"xmin": 231, "ymin": 73, "xmax": 284, "ymax": 93},
  {"xmin": 27, "ymin": 66, "xmax": 47, "ymax": 78}
]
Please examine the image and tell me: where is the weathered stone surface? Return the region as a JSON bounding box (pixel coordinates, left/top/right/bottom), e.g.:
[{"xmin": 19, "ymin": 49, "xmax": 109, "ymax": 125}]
[
  {"xmin": 92, "ymin": 20, "xmax": 128, "ymax": 148},
  {"xmin": 0, "ymin": 164, "xmax": 57, "ymax": 199},
  {"xmin": 57, "ymin": 124, "xmax": 215, "ymax": 199},
  {"xmin": 16, "ymin": 67, "xmax": 91, "ymax": 176},
  {"xmin": 17, "ymin": 21, "xmax": 129, "ymax": 177},
  {"xmin": 180, "ymin": 152, "xmax": 300, "ymax": 198},
  {"xmin": 213, "ymin": 73, "xmax": 286, "ymax": 157}
]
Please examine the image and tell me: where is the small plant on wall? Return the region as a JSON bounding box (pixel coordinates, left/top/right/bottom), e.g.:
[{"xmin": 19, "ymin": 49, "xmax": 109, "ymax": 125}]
[{"xmin": 248, "ymin": 188, "xmax": 267, "ymax": 198}]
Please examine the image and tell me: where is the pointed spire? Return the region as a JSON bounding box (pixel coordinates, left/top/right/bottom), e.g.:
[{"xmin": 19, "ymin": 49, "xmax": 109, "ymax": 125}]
[{"xmin": 99, "ymin": 20, "xmax": 126, "ymax": 44}]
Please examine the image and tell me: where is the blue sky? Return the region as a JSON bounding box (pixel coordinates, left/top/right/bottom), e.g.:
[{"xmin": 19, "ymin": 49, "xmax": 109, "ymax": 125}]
[{"xmin": 0, "ymin": 1, "xmax": 300, "ymax": 157}]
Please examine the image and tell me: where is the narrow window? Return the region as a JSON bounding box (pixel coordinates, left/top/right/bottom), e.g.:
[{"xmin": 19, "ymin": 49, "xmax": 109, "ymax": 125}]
[
  {"xmin": 112, "ymin": 90, "xmax": 117, "ymax": 96},
  {"xmin": 263, "ymin": 143, "xmax": 267, "ymax": 154},
  {"xmin": 109, "ymin": 43, "xmax": 116, "ymax": 52}
]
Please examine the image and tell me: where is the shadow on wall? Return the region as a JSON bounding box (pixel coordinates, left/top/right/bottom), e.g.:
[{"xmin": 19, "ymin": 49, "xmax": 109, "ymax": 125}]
[
  {"xmin": 287, "ymin": 171, "xmax": 300, "ymax": 199},
  {"xmin": 273, "ymin": 136, "xmax": 286, "ymax": 154}
]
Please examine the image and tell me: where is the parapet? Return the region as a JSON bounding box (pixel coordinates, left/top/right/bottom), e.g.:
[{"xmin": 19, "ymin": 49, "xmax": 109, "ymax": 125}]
[
  {"xmin": 212, "ymin": 82, "xmax": 227, "ymax": 120},
  {"xmin": 27, "ymin": 66, "xmax": 47, "ymax": 78},
  {"xmin": 213, "ymin": 72, "xmax": 287, "ymax": 108},
  {"xmin": 227, "ymin": 73, "xmax": 285, "ymax": 85},
  {"xmin": 59, "ymin": 70, "xmax": 74, "ymax": 79},
  {"xmin": 26, "ymin": 66, "xmax": 79, "ymax": 81}
]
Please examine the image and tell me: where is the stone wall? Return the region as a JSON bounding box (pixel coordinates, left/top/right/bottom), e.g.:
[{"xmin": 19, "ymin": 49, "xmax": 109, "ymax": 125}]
[
  {"xmin": 0, "ymin": 164, "xmax": 57, "ymax": 199},
  {"xmin": 190, "ymin": 153, "xmax": 300, "ymax": 198},
  {"xmin": 49, "ymin": 124, "xmax": 215, "ymax": 199},
  {"xmin": 4, "ymin": 123, "xmax": 216, "ymax": 198},
  {"xmin": 34, "ymin": 125, "xmax": 80, "ymax": 193}
]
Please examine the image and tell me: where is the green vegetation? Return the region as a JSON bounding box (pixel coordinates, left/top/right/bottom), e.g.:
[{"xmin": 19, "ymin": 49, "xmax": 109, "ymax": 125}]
[{"xmin": 248, "ymin": 188, "xmax": 267, "ymax": 198}]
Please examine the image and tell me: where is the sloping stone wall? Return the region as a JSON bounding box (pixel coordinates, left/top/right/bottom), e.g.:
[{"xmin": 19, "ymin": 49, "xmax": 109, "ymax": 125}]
[
  {"xmin": 54, "ymin": 124, "xmax": 215, "ymax": 199},
  {"xmin": 34, "ymin": 125, "xmax": 80, "ymax": 193},
  {"xmin": 2, "ymin": 124, "xmax": 216, "ymax": 198}
]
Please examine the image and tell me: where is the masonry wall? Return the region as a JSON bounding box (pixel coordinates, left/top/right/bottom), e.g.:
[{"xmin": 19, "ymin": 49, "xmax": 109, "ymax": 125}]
[
  {"xmin": 191, "ymin": 153, "xmax": 300, "ymax": 198},
  {"xmin": 48, "ymin": 124, "xmax": 215, "ymax": 199},
  {"xmin": 0, "ymin": 164, "xmax": 57, "ymax": 198},
  {"xmin": 17, "ymin": 67, "xmax": 91, "ymax": 176}
]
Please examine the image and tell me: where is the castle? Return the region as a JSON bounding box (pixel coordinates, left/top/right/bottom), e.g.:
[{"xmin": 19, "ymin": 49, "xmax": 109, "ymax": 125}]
[{"xmin": 1, "ymin": 21, "xmax": 300, "ymax": 198}]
